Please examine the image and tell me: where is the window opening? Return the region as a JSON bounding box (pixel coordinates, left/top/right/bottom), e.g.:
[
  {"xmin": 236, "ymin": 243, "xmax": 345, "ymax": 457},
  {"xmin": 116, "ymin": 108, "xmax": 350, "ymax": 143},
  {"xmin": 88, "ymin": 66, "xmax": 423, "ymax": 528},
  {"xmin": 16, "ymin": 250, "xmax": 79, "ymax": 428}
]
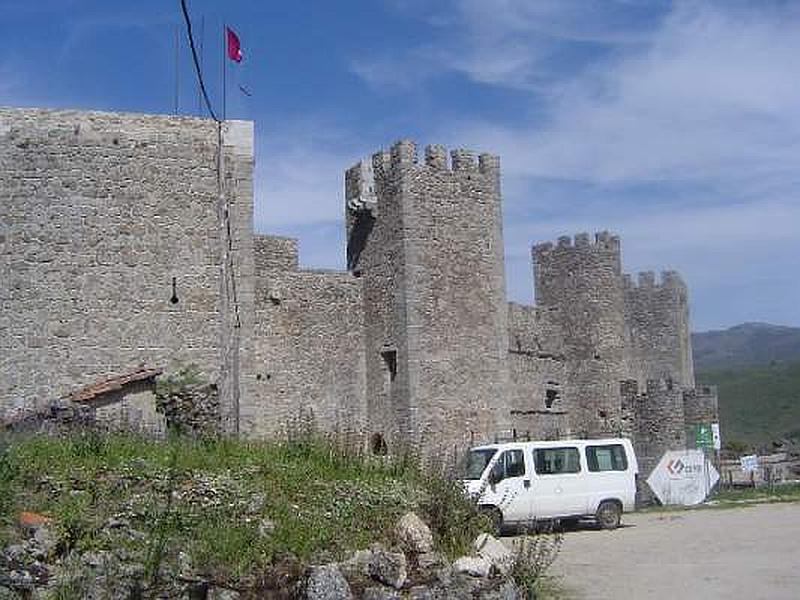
[
  {"xmin": 534, "ymin": 447, "xmax": 581, "ymax": 475},
  {"xmin": 370, "ymin": 433, "xmax": 388, "ymax": 456},
  {"xmin": 381, "ymin": 349, "xmax": 397, "ymax": 384},
  {"xmin": 586, "ymin": 444, "xmax": 628, "ymax": 472}
]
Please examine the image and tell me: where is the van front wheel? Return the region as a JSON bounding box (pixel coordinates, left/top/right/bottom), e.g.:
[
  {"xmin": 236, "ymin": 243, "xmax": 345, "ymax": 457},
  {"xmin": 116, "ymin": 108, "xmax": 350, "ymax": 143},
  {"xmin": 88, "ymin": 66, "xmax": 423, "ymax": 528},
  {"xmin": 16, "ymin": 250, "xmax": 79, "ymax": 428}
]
[{"xmin": 596, "ymin": 501, "xmax": 621, "ymax": 530}]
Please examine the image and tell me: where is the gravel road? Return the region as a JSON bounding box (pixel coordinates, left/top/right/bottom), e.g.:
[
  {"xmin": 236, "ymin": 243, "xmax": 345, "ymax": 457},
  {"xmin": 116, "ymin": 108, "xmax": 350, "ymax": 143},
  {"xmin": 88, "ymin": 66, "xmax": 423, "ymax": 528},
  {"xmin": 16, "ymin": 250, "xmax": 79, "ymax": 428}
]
[{"xmin": 543, "ymin": 502, "xmax": 800, "ymax": 600}]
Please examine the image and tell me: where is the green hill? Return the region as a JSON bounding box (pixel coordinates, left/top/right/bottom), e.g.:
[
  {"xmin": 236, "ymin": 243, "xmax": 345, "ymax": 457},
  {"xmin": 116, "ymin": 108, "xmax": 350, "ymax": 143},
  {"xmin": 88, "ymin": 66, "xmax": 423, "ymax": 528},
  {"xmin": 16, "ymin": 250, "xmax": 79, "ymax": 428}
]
[
  {"xmin": 696, "ymin": 360, "xmax": 800, "ymax": 450},
  {"xmin": 692, "ymin": 322, "xmax": 800, "ymax": 371}
]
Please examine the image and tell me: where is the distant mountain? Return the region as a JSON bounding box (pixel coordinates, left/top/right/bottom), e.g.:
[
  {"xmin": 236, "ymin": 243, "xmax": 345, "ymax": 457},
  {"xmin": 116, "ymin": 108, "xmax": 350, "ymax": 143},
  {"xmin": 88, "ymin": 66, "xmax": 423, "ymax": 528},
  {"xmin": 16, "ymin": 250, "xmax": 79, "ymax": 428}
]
[{"xmin": 692, "ymin": 322, "xmax": 800, "ymax": 371}]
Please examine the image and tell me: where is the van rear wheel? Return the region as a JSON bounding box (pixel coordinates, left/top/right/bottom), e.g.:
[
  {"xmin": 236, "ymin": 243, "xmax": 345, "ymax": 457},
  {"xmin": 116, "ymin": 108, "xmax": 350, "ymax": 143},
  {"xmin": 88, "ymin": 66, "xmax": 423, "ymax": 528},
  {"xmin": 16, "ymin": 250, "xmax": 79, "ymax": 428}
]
[{"xmin": 596, "ymin": 501, "xmax": 621, "ymax": 530}]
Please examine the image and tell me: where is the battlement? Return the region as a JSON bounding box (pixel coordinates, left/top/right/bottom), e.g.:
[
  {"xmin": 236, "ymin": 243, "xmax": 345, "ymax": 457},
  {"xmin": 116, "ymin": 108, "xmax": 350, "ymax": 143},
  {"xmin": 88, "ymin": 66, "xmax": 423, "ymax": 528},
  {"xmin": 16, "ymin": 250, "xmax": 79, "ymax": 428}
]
[
  {"xmin": 622, "ymin": 270, "xmax": 686, "ymax": 290},
  {"xmin": 348, "ymin": 140, "xmax": 500, "ymax": 177},
  {"xmin": 620, "ymin": 377, "xmax": 683, "ymax": 398},
  {"xmin": 532, "ymin": 230, "xmax": 621, "ymax": 258},
  {"xmin": 253, "ymin": 235, "xmax": 298, "ymax": 273}
]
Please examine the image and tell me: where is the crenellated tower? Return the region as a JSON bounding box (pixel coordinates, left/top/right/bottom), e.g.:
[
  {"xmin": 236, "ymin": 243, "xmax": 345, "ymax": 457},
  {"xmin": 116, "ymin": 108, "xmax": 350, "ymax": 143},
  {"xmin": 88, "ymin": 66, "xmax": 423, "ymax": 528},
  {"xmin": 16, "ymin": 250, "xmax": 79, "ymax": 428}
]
[
  {"xmin": 345, "ymin": 141, "xmax": 512, "ymax": 455},
  {"xmin": 623, "ymin": 270, "xmax": 694, "ymax": 388},
  {"xmin": 532, "ymin": 232, "xmax": 626, "ymax": 437}
]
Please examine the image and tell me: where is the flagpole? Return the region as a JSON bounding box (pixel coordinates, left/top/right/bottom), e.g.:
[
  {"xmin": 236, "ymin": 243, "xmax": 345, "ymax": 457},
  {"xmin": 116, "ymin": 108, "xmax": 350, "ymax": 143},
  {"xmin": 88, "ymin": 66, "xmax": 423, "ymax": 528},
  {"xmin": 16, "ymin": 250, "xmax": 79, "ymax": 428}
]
[
  {"xmin": 174, "ymin": 24, "xmax": 180, "ymax": 115},
  {"xmin": 222, "ymin": 23, "xmax": 227, "ymax": 121},
  {"xmin": 197, "ymin": 15, "xmax": 205, "ymax": 117}
]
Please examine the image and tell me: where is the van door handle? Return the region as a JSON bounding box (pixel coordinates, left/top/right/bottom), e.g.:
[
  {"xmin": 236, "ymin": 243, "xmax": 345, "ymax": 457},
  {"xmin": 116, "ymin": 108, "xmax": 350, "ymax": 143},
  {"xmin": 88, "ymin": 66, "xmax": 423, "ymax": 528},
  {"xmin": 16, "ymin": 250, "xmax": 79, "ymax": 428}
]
[{"xmin": 523, "ymin": 480, "xmax": 530, "ymax": 488}]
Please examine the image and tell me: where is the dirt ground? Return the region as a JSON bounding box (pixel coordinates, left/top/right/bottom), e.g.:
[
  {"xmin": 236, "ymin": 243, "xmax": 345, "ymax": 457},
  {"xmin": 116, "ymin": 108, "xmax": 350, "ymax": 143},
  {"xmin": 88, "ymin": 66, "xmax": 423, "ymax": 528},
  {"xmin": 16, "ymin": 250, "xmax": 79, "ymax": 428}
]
[{"xmin": 538, "ymin": 502, "xmax": 800, "ymax": 600}]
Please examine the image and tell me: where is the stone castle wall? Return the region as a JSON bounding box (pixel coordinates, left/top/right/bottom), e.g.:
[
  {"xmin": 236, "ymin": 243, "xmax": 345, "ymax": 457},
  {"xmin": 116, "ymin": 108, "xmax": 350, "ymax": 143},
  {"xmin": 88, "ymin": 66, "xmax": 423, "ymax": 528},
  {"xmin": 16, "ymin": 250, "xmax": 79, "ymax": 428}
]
[
  {"xmin": 247, "ymin": 234, "xmax": 367, "ymax": 438},
  {"xmin": 507, "ymin": 303, "xmax": 567, "ymax": 439},
  {"xmin": 1, "ymin": 106, "xmax": 714, "ymax": 461},
  {"xmin": 0, "ymin": 108, "xmax": 254, "ymax": 429},
  {"xmin": 532, "ymin": 233, "xmax": 626, "ymax": 437},
  {"xmin": 621, "ymin": 378, "xmax": 688, "ymax": 478},
  {"xmin": 624, "ymin": 270, "xmax": 695, "ymax": 388},
  {"xmin": 346, "ymin": 142, "xmax": 512, "ymax": 454}
]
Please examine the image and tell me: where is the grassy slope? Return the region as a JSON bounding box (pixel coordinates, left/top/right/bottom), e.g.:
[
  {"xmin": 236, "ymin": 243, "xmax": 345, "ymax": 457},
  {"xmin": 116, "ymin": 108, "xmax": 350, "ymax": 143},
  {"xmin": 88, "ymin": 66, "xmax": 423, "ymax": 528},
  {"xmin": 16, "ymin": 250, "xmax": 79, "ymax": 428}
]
[
  {"xmin": 0, "ymin": 433, "xmax": 487, "ymax": 586},
  {"xmin": 696, "ymin": 360, "xmax": 800, "ymax": 449}
]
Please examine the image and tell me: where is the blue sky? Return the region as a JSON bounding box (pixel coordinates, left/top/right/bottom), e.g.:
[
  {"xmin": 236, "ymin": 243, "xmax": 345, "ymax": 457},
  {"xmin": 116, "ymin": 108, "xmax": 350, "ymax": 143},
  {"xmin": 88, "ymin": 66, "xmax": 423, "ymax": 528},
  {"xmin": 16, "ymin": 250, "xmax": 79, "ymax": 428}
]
[{"xmin": 2, "ymin": 0, "xmax": 798, "ymax": 331}]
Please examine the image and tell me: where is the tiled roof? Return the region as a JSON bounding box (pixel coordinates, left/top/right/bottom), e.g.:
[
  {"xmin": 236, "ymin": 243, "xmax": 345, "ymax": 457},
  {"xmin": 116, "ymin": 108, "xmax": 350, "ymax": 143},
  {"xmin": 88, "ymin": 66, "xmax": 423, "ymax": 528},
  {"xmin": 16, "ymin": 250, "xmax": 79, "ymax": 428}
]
[{"xmin": 67, "ymin": 367, "xmax": 163, "ymax": 404}]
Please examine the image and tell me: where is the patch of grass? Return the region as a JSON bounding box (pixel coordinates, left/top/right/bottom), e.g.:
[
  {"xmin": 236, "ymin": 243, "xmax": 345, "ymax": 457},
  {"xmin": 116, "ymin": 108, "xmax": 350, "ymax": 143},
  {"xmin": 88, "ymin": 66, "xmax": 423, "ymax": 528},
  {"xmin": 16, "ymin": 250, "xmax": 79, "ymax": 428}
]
[
  {"xmin": 0, "ymin": 431, "xmax": 489, "ymax": 585},
  {"xmin": 711, "ymin": 482, "xmax": 800, "ymax": 505}
]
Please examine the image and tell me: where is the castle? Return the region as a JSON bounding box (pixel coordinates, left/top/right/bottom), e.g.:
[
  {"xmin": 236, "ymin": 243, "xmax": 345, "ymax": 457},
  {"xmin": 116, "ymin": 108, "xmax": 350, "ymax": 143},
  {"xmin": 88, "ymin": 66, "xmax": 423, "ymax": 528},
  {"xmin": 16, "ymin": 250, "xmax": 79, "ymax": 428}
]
[{"xmin": 0, "ymin": 107, "xmax": 717, "ymax": 476}]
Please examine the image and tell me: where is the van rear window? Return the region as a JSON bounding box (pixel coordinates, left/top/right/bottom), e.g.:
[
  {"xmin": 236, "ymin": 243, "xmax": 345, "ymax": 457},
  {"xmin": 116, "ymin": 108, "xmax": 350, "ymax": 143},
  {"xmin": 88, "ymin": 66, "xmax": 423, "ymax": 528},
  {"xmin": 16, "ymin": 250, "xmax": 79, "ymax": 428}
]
[
  {"xmin": 533, "ymin": 447, "xmax": 581, "ymax": 475},
  {"xmin": 586, "ymin": 444, "xmax": 628, "ymax": 472}
]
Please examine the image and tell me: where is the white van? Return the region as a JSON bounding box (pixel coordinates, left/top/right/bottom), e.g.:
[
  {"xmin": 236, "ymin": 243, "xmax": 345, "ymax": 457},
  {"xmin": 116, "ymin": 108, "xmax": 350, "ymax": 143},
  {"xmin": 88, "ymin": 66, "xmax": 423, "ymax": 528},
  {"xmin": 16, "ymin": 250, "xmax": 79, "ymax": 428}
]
[{"xmin": 462, "ymin": 438, "xmax": 638, "ymax": 530}]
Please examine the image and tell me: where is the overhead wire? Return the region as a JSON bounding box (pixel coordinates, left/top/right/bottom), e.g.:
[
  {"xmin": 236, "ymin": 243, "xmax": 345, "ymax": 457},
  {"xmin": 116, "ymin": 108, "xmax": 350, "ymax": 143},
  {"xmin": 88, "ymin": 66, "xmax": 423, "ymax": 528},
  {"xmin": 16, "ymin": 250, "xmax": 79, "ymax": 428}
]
[{"xmin": 179, "ymin": 0, "xmax": 219, "ymax": 122}]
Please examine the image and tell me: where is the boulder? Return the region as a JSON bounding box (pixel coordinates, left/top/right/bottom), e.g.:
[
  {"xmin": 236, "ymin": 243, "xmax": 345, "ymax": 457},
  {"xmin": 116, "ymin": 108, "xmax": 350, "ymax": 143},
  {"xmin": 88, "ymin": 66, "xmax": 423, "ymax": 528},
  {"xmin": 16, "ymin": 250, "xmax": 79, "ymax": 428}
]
[
  {"xmin": 305, "ymin": 565, "xmax": 353, "ymax": 600},
  {"xmin": 362, "ymin": 585, "xmax": 403, "ymax": 599},
  {"xmin": 367, "ymin": 549, "xmax": 407, "ymax": 590},
  {"xmin": 452, "ymin": 556, "xmax": 491, "ymax": 578},
  {"xmin": 340, "ymin": 547, "xmax": 407, "ymax": 590},
  {"xmin": 208, "ymin": 586, "xmax": 241, "ymax": 600},
  {"xmin": 416, "ymin": 551, "xmax": 447, "ymax": 575},
  {"xmin": 473, "ymin": 533, "xmax": 514, "ymax": 575},
  {"xmin": 395, "ymin": 512, "xmax": 434, "ymax": 554},
  {"xmin": 477, "ymin": 580, "xmax": 521, "ymax": 600}
]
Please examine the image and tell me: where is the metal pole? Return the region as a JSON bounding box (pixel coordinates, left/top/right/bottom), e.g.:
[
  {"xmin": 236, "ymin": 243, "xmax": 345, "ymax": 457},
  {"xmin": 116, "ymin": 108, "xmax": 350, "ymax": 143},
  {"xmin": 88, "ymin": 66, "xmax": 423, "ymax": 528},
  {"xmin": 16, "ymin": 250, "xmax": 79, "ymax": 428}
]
[
  {"xmin": 222, "ymin": 23, "xmax": 227, "ymax": 121},
  {"xmin": 174, "ymin": 24, "xmax": 180, "ymax": 114},
  {"xmin": 197, "ymin": 16, "xmax": 205, "ymax": 116}
]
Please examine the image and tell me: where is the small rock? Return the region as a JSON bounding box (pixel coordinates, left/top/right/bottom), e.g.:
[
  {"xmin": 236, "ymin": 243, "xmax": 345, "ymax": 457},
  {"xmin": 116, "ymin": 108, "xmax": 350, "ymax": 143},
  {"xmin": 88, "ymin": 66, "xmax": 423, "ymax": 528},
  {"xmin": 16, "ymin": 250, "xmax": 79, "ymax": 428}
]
[
  {"xmin": 408, "ymin": 586, "xmax": 434, "ymax": 600},
  {"xmin": 362, "ymin": 586, "xmax": 402, "ymax": 600},
  {"xmin": 452, "ymin": 556, "xmax": 491, "ymax": 578},
  {"xmin": 478, "ymin": 580, "xmax": 521, "ymax": 600},
  {"xmin": 104, "ymin": 516, "xmax": 129, "ymax": 529},
  {"xmin": 179, "ymin": 551, "xmax": 194, "ymax": 578},
  {"xmin": 258, "ymin": 519, "xmax": 276, "ymax": 537},
  {"xmin": 247, "ymin": 493, "xmax": 266, "ymax": 514},
  {"xmin": 416, "ymin": 551, "xmax": 445, "ymax": 572},
  {"xmin": 32, "ymin": 524, "xmax": 60, "ymax": 558},
  {"xmin": 395, "ymin": 512, "xmax": 434, "ymax": 554},
  {"xmin": 368, "ymin": 550, "xmax": 407, "ymax": 590},
  {"xmin": 81, "ymin": 550, "xmax": 109, "ymax": 568},
  {"xmin": 474, "ymin": 533, "xmax": 513, "ymax": 575},
  {"xmin": 4, "ymin": 544, "xmax": 27, "ymax": 563},
  {"xmin": 208, "ymin": 587, "xmax": 241, "ymax": 600},
  {"xmin": 305, "ymin": 564, "xmax": 353, "ymax": 600}
]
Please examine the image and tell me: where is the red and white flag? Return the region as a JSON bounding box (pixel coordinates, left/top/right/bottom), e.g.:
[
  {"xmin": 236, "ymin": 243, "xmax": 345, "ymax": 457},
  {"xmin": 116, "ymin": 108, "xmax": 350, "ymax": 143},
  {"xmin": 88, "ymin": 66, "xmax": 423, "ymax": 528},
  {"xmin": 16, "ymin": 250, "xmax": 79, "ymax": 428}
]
[{"xmin": 226, "ymin": 26, "xmax": 242, "ymax": 63}]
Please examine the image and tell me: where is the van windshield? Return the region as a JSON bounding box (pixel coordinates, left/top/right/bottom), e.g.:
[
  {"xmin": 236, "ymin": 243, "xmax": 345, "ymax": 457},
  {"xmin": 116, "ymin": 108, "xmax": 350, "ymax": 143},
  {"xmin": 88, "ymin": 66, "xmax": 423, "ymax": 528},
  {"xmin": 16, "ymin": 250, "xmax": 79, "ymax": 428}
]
[{"xmin": 462, "ymin": 448, "xmax": 497, "ymax": 480}]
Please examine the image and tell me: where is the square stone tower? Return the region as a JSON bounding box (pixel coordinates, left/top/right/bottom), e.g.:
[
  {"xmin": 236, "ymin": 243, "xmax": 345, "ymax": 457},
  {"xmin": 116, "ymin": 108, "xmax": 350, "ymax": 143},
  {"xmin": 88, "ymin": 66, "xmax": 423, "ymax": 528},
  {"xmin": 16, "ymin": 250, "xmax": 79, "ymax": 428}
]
[{"xmin": 345, "ymin": 141, "xmax": 512, "ymax": 456}]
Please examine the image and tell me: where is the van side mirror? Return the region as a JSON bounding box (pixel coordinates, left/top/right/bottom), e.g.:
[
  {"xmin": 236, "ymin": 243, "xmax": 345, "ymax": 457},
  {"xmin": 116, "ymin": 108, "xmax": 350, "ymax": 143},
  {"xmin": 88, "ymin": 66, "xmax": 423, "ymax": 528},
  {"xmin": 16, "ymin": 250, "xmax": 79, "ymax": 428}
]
[{"xmin": 488, "ymin": 464, "xmax": 503, "ymax": 485}]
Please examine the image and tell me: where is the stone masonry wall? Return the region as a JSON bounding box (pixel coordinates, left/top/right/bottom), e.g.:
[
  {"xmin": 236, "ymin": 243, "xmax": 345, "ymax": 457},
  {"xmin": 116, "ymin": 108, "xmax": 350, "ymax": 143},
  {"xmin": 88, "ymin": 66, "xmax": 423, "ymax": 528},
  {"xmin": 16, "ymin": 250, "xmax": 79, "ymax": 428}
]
[
  {"xmin": 347, "ymin": 142, "xmax": 512, "ymax": 455},
  {"xmin": 507, "ymin": 303, "xmax": 567, "ymax": 440},
  {"xmin": 249, "ymin": 236, "xmax": 367, "ymax": 439},
  {"xmin": 623, "ymin": 270, "xmax": 694, "ymax": 388},
  {"xmin": 346, "ymin": 149, "xmax": 412, "ymax": 453},
  {"xmin": 0, "ymin": 108, "xmax": 254, "ymax": 427},
  {"xmin": 533, "ymin": 232, "xmax": 626, "ymax": 437},
  {"xmin": 683, "ymin": 385, "xmax": 719, "ymax": 430},
  {"xmin": 621, "ymin": 379, "xmax": 687, "ymax": 479}
]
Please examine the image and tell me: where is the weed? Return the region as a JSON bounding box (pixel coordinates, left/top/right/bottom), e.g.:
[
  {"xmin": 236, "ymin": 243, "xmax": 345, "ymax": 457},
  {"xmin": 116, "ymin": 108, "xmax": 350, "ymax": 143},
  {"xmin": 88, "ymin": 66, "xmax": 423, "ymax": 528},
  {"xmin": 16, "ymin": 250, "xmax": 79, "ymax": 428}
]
[{"xmin": 509, "ymin": 527, "xmax": 564, "ymax": 599}]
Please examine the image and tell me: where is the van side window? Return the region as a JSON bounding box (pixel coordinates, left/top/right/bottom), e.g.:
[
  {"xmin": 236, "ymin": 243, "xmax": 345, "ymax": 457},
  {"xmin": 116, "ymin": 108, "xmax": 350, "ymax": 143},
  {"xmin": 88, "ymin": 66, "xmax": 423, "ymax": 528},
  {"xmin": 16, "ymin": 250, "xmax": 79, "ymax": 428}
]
[
  {"xmin": 586, "ymin": 444, "xmax": 628, "ymax": 472},
  {"xmin": 492, "ymin": 449, "xmax": 526, "ymax": 481},
  {"xmin": 533, "ymin": 447, "xmax": 581, "ymax": 475}
]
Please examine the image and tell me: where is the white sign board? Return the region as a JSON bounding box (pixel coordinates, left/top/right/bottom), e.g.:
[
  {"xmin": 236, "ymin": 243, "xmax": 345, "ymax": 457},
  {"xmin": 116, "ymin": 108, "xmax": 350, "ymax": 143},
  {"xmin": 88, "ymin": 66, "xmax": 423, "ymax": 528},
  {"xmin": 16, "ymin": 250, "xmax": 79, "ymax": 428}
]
[
  {"xmin": 740, "ymin": 454, "xmax": 759, "ymax": 472},
  {"xmin": 647, "ymin": 449, "xmax": 719, "ymax": 506},
  {"xmin": 711, "ymin": 423, "xmax": 721, "ymax": 451}
]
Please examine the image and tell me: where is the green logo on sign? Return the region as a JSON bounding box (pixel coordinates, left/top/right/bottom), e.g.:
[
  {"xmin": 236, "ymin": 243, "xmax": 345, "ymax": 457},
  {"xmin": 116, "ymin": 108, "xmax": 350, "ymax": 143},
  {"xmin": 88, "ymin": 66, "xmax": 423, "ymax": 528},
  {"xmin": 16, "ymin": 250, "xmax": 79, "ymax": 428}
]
[{"xmin": 695, "ymin": 424, "xmax": 714, "ymax": 449}]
